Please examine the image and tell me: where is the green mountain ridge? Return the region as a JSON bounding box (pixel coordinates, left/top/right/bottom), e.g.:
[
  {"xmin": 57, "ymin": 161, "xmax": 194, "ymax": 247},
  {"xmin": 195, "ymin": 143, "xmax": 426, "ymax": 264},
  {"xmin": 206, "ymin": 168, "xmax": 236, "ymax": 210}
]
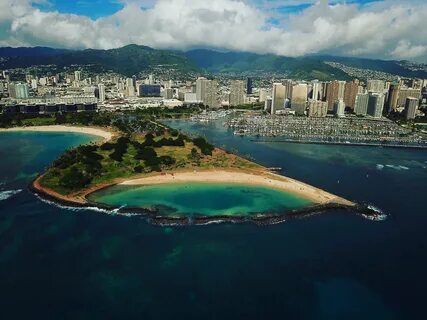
[{"xmin": 1, "ymin": 44, "xmax": 425, "ymax": 80}]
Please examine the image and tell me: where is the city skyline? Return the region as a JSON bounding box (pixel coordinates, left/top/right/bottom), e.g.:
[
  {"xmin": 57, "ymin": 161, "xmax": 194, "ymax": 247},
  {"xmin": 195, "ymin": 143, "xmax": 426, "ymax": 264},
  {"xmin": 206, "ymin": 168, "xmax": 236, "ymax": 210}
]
[{"xmin": 0, "ymin": 0, "xmax": 426, "ymax": 63}]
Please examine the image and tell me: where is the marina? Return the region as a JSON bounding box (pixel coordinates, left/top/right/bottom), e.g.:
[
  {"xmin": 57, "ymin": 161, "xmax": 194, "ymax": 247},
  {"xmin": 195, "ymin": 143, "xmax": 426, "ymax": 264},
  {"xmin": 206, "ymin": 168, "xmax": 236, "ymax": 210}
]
[{"xmin": 226, "ymin": 114, "xmax": 427, "ymax": 148}]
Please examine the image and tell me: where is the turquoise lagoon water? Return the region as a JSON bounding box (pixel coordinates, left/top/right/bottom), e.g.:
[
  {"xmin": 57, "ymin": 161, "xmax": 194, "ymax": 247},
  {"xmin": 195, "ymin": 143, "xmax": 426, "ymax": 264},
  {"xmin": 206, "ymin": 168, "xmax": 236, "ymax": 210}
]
[
  {"xmin": 1, "ymin": 123, "xmax": 427, "ymax": 319},
  {"xmin": 89, "ymin": 183, "xmax": 311, "ymax": 216}
]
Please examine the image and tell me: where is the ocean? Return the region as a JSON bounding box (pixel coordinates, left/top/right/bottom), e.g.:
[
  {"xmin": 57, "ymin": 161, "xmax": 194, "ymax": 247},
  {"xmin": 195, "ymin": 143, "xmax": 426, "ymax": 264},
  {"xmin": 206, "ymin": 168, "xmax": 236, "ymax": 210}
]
[{"xmin": 0, "ymin": 123, "xmax": 426, "ymax": 319}]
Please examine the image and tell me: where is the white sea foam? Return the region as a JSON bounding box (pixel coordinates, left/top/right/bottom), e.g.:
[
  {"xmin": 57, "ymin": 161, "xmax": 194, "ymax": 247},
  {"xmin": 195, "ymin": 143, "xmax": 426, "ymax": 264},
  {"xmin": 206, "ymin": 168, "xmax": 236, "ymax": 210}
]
[
  {"xmin": 0, "ymin": 189, "xmax": 22, "ymax": 201},
  {"xmin": 363, "ymin": 205, "xmax": 387, "ymax": 221},
  {"xmin": 385, "ymin": 164, "xmax": 410, "ymax": 171},
  {"xmin": 376, "ymin": 164, "xmax": 384, "ymax": 170},
  {"xmin": 34, "ymin": 194, "xmax": 141, "ymax": 217},
  {"xmin": 195, "ymin": 219, "xmax": 228, "ymax": 226},
  {"xmin": 361, "ymin": 213, "xmax": 388, "ymax": 222}
]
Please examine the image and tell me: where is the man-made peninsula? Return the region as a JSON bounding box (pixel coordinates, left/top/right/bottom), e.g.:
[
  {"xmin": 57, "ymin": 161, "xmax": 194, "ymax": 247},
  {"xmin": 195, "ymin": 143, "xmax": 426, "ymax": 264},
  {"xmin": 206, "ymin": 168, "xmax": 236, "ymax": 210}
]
[{"xmin": 0, "ymin": 117, "xmax": 382, "ymax": 225}]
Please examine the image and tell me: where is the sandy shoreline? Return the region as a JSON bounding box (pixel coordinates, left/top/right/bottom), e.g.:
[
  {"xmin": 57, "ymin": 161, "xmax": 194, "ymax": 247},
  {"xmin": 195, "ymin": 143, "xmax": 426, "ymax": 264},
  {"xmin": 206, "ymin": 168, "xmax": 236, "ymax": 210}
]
[
  {"xmin": 13, "ymin": 125, "xmax": 354, "ymax": 208},
  {"xmin": 0, "ymin": 125, "xmax": 114, "ymax": 142},
  {"xmin": 121, "ymin": 170, "xmax": 355, "ymax": 206}
]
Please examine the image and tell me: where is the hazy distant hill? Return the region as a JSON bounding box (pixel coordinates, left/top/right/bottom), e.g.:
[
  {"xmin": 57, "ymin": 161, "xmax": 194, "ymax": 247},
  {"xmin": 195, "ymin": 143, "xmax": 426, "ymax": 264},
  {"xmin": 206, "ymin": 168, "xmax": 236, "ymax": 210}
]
[
  {"xmin": 1, "ymin": 44, "xmax": 425, "ymax": 79},
  {"xmin": 0, "ymin": 46, "xmax": 72, "ymax": 57}
]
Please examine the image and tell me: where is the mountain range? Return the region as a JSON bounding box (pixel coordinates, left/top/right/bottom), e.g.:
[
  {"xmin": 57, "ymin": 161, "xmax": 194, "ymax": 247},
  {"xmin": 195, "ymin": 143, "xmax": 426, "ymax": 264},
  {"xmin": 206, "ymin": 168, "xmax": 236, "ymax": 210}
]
[{"xmin": 1, "ymin": 44, "xmax": 426, "ymax": 80}]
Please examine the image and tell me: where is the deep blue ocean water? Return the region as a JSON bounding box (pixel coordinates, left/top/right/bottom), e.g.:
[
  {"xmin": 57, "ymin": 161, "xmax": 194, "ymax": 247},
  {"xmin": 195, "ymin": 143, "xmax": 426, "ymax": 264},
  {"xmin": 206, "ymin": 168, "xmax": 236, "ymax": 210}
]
[{"xmin": 1, "ymin": 125, "xmax": 427, "ymax": 320}]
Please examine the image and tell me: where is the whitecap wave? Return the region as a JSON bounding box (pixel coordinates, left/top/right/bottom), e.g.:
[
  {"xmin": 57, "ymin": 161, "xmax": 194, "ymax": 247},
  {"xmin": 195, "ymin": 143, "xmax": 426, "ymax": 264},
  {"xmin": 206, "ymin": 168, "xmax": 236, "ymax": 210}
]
[
  {"xmin": 0, "ymin": 189, "xmax": 22, "ymax": 201},
  {"xmin": 34, "ymin": 194, "xmax": 142, "ymax": 217},
  {"xmin": 376, "ymin": 164, "xmax": 384, "ymax": 170},
  {"xmin": 385, "ymin": 164, "xmax": 410, "ymax": 171},
  {"xmin": 361, "ymin": 213, "xmax": 388, "ymax": 221},
  {"xmin": 195, "ymin": 219, "xmax": 229, "ymax": 226},
  {"xmin": 363, "ymin": 205, "xmax": 388, "ymax": 221}
]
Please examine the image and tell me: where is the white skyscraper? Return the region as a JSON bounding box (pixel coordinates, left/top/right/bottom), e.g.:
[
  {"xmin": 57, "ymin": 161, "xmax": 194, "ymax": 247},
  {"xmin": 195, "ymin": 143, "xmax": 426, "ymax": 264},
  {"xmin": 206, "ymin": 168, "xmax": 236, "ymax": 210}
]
[
  {"xmin": 311, "ymin": 80, "xmax": 321, "ymax": 101},
  {"xmin": 98, "ymin": 83, "xmax": 106, "ymax": 102},
  {"xmin": 126, "ymin": 78, "xmax": 135, "ymax": 97},
  {"xmin": 31, "ymin": 79, "xmax": 38, "ymax": 90},
  {"xmin": 333, "ymin": 99, "xmax": 346, "ymax": 117},
  {"xmin": 74, "ymin": 71, "xmax": 81, "ymax": 82}
]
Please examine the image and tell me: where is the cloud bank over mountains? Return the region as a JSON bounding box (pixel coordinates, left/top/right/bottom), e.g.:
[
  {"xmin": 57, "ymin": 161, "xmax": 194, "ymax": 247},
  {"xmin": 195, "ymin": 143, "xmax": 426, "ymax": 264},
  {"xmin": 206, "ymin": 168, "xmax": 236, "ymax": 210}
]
[{"xmin": 0, "ymin": 0, "xmax": 426, "ymax": 62}]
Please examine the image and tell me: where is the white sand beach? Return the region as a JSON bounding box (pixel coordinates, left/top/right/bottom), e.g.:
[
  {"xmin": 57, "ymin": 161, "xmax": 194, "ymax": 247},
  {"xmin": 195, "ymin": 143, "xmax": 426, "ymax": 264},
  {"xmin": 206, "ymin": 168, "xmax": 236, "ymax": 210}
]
[
  {"xmin": 0, "ymin": 125, "xmax": 114, "ymax": 142},
  {"xmin": 121, "ymin": 170, "xmax": 355, "ymax": 206}
]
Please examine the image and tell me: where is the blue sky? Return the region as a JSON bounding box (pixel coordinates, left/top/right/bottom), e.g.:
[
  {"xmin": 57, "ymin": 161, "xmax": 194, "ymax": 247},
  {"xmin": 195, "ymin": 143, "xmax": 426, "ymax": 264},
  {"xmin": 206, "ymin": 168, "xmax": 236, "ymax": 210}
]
[{"xmin": 34, "ymin": 0, "xmax": 125, "ymax": 19}]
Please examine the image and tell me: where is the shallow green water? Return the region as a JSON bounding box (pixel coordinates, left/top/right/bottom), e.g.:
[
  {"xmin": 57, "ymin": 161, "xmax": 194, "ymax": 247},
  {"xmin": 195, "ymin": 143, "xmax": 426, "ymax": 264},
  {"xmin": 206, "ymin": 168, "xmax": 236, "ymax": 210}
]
[{"xmin": 89, "ymin": 183, "xmax": 312, "ymax": 216}]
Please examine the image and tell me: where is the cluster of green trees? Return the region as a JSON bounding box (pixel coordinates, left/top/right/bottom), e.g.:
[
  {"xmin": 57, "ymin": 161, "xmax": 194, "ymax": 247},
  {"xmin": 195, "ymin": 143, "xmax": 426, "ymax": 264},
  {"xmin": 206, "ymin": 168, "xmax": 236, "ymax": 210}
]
[
  {"xmin": 101, "ymin": 137, "xmax": 130, "ymax": 162},
  {"xmin": 52, "ymin": 145, "xmax": 103, "ymax": 190},
  {"xmin": 192, "ymin": 137, "xmax": 215, "ymax": 156}
]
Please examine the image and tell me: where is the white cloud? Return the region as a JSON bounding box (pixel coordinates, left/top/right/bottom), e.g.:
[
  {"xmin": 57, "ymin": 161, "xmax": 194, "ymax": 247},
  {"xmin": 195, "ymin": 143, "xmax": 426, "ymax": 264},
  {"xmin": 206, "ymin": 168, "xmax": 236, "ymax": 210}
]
[
  {"xmin": 0, "ymin": 0, "xmax": 426, "ymax": 62},
  {"xmin": 391, "ymin": 40, "xmax": 427, "ymax": 60}
]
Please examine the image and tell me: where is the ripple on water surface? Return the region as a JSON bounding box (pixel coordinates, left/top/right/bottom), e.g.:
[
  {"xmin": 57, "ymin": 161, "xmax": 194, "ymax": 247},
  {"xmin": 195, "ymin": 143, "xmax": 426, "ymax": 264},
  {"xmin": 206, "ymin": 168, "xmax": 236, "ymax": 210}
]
[{"xmin": 88, "ymin": 183, "xmax": 312, "ymax": 216}]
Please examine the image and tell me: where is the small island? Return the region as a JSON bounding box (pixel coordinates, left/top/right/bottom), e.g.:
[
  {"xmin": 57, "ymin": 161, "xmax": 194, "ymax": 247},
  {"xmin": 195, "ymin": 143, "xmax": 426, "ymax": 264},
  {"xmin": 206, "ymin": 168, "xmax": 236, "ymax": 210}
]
[{"xmin": 1, "ymin": 114, "xmax": 383, "ymax": 225}]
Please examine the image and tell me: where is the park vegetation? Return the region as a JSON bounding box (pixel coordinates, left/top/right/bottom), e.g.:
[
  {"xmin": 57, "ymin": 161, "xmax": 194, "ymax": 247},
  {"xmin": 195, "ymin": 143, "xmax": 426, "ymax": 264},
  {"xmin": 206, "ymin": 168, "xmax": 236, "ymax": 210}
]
[{"xmin": 39, "ymin": 122, "xmax": 258, "ymax": 195}]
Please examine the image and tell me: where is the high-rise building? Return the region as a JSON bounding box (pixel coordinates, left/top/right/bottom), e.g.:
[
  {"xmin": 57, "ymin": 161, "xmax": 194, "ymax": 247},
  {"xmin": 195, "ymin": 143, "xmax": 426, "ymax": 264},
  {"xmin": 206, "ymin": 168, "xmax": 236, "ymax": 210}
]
[
  {"xmin": 31, "ymin": 79, "xmax": 38, "ymax": 90},
  {"xmin": 264, "ymin": 97, "xmax": 273, "ymax": 113},
  {"xmin": 404, "ymin": 97, "xmax": 419, "ymax": 120},
  {"xmin": 17, "ymin": 83, "xmax": 29, "ymax": 99},
  {"xmin": 333, "ymin": 99, "xmax": 345, "ymax": 117},
  {"xmin": 98, "ymin": 83, "xmax": 106, "ymax": 102},
  {"xmin": 387, "ymin": 84, "xmax": 400, "ymax": 112},
  {"xmin": 291, "ymin": 83, "xmax": 308, "ymax": 115},
  {"xmin": 230, "ymin": 80, "xmax": 245, "ymax": 106},
  {"xmin": 7, "ymin": 83, "xmax": 16, "ymax": 98},
  {"xmin": 355, "ymin": 93, "xmax": 369, "ymax": 116},
  {"xmin": 74, "ymin": 71, "xmax": 81, "ymax": 83},
  {"xmin": 344, "ymin": 79, "xmax": 359, "ymax": 109},
  {"xmin": 367, "ymin": 80, "xmax": 385, "ymax": 93},
  {"xmin": 139, "ymin": 84, "xmax": 161, "ymax": 97},
  {"xmin": 283, "ymin": 80, "xmax": 293, "ymax": 100},
  {"xmin": 126, "ymin": 78, "xmax": 135, "ymax": 97},
  {"xmin": 397, "ymin": 88, "xmax": 421, "ymax": 108},
  {"xmin": 259, "ymin": 89, "xmax": 269, "ymax": 103},
  {"xmin": 321, "ymin": 82, "xmax": 328, "ymax": 101},
  {"xmin": 367, "ymin": 92, "xmax": 385, "ymax": 118},
  {"xmin": 163, "ymin": 88, "xmax": 174, "ymax": 99},
  {"xmin": 196, "ymin": 77, "xmax": 209, "ymax": 103},
  {"xmin": 271, "ymin": 83, "xmax": 286, "ymax": 114},
  {"xmin": 311, "ymin": 80, "xmax": 321, "ymax": 101},
  {"xmin": 205, "ymin": 80, "xmax": 219, "ymax": 108},
  {"xmin": 246, "ymin": 78, "xmax": 253, "ymax": 95},
  {"xmin": 326, "ymin": 80, "xmax": 346, "ymax": 111},
  {"xmin": 308, "ymin": 100, "xmax": 328, "ymax": 117},
  {"xmin": 9, "ymin": 83, "xmax": 29, "ymax": 99},
  {"xmin": 196, "ymin": 77, "xmax": 219, "ymax": 107}
]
